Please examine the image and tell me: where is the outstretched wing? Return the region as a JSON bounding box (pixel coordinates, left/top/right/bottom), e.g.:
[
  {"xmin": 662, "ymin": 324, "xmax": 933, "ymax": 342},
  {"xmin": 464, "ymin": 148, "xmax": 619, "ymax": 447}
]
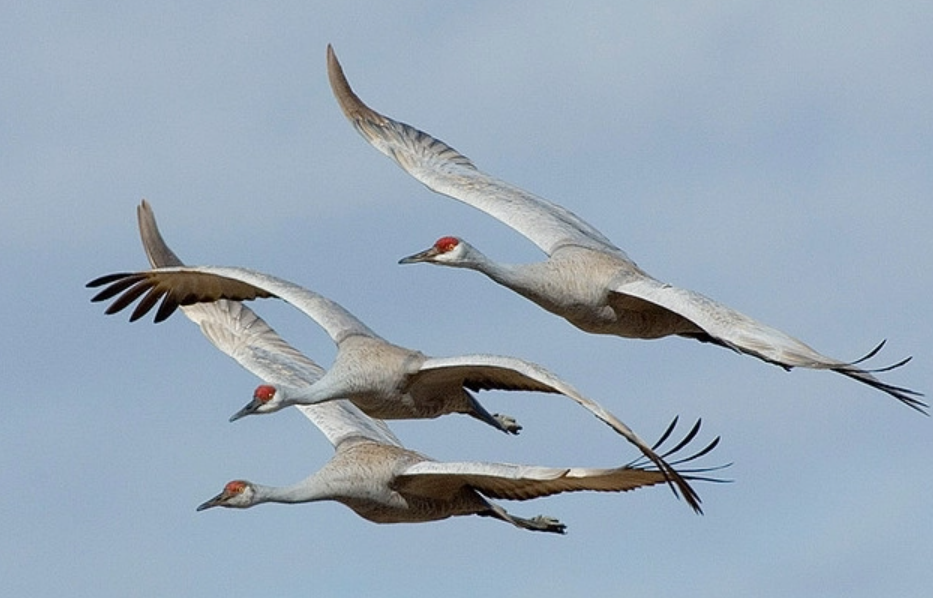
[
  {"xmin": 326, "ymin": 45, "xmax": 629, "ymax": 259},
  {"xmin": 416, "ymin": 353, "xmax": 706, "ymax": 508},
  {"xmin": 404, "ymin": 408, "xmax": 720, "ymax": 513},
  {"xmin": 132, "ymin": 200, "xmax": 402, "ymax": 448},
  {"xmin": 137, "ymin": 201, "xmax": 325, "ymax": 386},
  {"xmin": 611, "ymin": 275, "xmax": 925, "ymax": 413},
  {"xmin": 397, "ymin": 460, "xmax": 666, "ymax": 500},
  {"xmin": 88, "ymin": 264, "xmax": 379, "ymax": 345},
  {"xmin": 396, "ymin": 447, "xmax": 720, "ymax": 504}
]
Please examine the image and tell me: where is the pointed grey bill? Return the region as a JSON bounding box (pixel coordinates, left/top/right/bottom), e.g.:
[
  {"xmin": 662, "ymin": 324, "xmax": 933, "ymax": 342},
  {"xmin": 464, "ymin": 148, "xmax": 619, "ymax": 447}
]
[
  {"xmin": 228, "ymin": 399, "xmax": 262, "ymax": 422},
  {"xmin": 398, "ymin": 246, "xmax": 439, "ymax": 264},
  {"xmin": 196, "ymin": 493, "xmax": 224, "ymax": 511}
]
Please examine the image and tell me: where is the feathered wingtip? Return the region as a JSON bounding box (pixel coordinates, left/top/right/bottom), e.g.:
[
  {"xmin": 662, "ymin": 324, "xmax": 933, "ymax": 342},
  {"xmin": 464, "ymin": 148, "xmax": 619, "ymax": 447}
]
[
  {"xmin": 88, "ymin": 266, "xmax": 277, "ymax": 325},
  {"xmin": 325, "ymin": 44, "xmax": 477, "ymax": 173},
  {"xmin": 629, "ymin": 417, "xmax": 731, "ymax": 515},
  {"xmin": 326, "ymin": 44, "xmax": 388, "ymax": 130},
  {"xmin": 832, "ymin": 340, "xmax": 926, "ymax": 415},
  {"xmin": 86, "ymin": 272, "xmax": 183, "ymax": 323}
]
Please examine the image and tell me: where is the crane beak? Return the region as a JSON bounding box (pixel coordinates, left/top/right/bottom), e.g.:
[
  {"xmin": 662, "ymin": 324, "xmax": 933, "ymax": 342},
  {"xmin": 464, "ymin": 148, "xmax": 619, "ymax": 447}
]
[
  {"xmin": 196, "ymin": 492, "xmax": 225, "ymax": 511},
  {"xmin": 228, "ymin": 399, "xmax": 261, "ymax": 422},
  {"xmin": 398, "ymin": 246, "xmax": 439, "ymax": 264}
]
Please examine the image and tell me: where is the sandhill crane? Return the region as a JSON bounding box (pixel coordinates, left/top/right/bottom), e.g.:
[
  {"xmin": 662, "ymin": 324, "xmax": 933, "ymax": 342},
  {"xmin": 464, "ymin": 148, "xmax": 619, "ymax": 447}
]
[
  {"xmin": 194, "ymin": 432, "xmax": 720, "ymax": 533},
  {"xmin": 88, "ymin": 203, "xmax": 714, "ymax": 511},
  {"xmin": 134, "ymin": 199, "xmax": 721, "ymax": 529},
  {"xmin": 325, "ymin": 45, "xmax": 924, "ymax": 414}
]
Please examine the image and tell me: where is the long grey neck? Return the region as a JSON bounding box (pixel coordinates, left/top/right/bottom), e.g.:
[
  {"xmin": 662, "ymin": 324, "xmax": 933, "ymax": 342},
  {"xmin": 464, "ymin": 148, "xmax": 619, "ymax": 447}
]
[
  {"xmin": 455, "ymin": 248, "xmax": 526, "ymax": 289},
  {"xmin": 462, "ymin": 251, "xmax": 549, "ymax": 303},
  {"xmin": 253, "ymin": 476, "xmax": 331, "ymax": 505},
  {"xmin": 280, "ymin": 374, "xmax": 346, "ymax": 407},
  {"xmin": 460, "ymin": 250, "xmax": 574, "ymax": 319}
]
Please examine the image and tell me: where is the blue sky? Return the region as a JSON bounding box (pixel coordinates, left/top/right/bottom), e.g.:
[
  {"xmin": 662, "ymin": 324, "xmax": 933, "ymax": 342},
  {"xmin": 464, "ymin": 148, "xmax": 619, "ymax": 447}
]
[{"xmin": 3, "ymin": 3, "xmax": 931, "ymax": 596}]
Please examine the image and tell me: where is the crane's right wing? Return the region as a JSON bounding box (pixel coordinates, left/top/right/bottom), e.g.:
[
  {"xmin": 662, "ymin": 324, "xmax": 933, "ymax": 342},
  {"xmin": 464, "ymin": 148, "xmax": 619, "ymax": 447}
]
[
  {"xmin": 133, "ymin": 200, "xmax": 403, "ymax": 448},
  {"xmin": 397, "ymin": 443, "xmax": 723, "ymax": 504},
  {"xmin": 326, "ymin": 45, "xmax": 630, "ymax": 259},
  {"xmin": 610, "ymin": 274, "xmax": 925, "ymax": 413},
  {"xmin": 397, "ymin": 461, "xmax": 668, "ymax": 501}
]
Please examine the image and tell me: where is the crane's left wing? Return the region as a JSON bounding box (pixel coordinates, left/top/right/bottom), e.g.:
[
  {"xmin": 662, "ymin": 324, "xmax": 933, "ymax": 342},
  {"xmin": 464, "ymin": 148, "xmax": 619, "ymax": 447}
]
[
  {"xmin": 88, "ymin": 262, "xmax": 378, "ymax": 342},
  {"xmin": 327, "ymin": 45, "xmax": 629, "ymax": 259}
]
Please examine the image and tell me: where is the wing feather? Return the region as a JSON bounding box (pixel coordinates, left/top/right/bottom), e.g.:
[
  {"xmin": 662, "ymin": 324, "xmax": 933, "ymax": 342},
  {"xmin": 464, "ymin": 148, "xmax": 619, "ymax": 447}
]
[
  {"xmin": 88, "ymin": 265, "xmax": 378, "ymax": 343},
  {"xmin": 128, "ymin": 200, "xmax": 403, "ymax": 448},
  {"xmin": 397, "ymin": 460, "xmax": 670, "ymax": 501},
  {"xmin": 326, "ymin": 45, "xmax": 626, "ymax": 258},
  {"xmin": 612, "ymin": 276, "xmax": 925, "ymax": 412},
  {"xmin": 416, "ymin": 353, "xmax": 710, "ymax": 511}
]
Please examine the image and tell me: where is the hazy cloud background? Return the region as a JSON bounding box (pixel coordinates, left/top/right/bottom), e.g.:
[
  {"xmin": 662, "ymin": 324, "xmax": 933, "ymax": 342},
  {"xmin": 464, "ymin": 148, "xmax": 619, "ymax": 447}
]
[{"xmin": 2, "ymin": 3, "xmax": 930, "ymax": 596}]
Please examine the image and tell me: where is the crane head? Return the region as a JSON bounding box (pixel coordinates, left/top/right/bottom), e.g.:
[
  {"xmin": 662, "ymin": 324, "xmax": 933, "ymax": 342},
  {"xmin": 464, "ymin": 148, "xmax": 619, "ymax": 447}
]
[
  {"xmin": 228, "ymin": 384, "xmax": 285, "ymax": 422},
  {"xmin": 196, "ymin": 480, "xmax": 256, "ymax": 510},
  {"xmin": 398, "ymin": 236, "xmax": 469, "ymax": 265}
]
